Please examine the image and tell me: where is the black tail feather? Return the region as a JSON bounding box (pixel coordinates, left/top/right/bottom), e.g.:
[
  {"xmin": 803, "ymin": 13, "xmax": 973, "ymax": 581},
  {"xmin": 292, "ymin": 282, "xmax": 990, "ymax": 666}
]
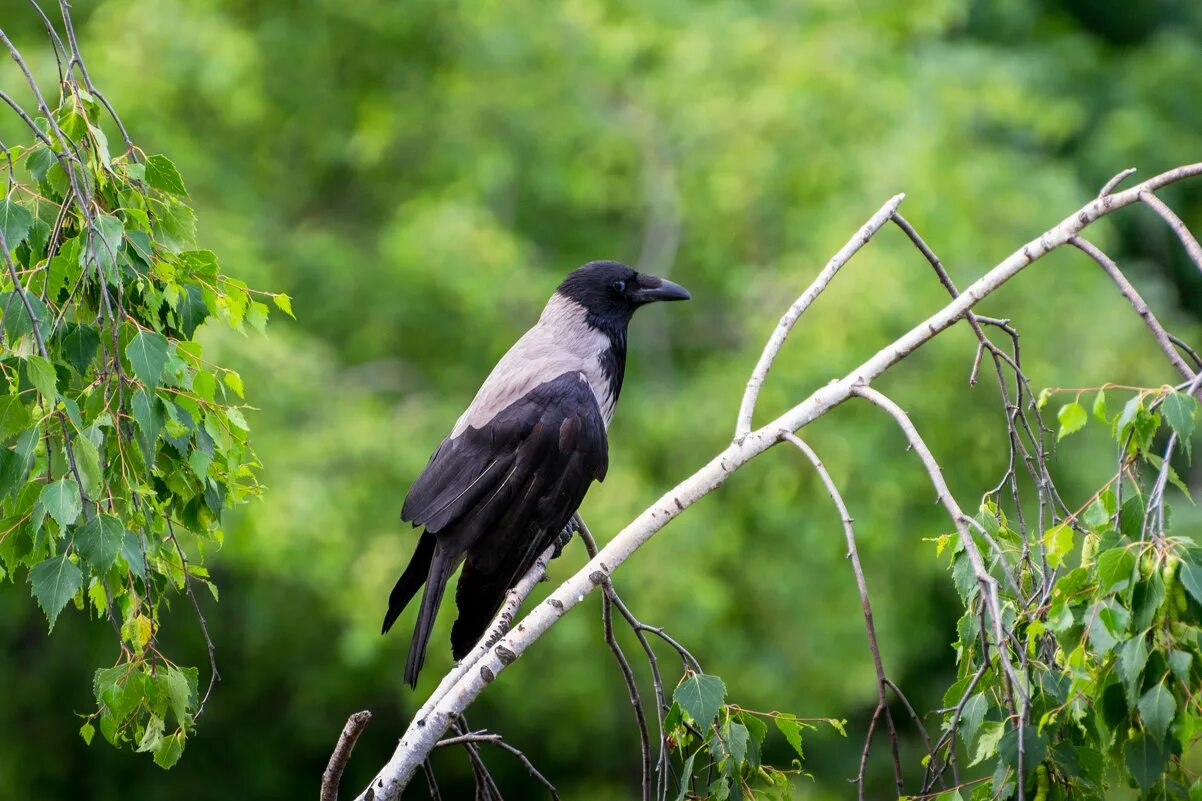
[
  {"xmin": 382, "ymin": 531, "xmax": 437, "ymax": 635},
  {"xmin": 450, "ymin": 561, "xmax": 510, "ymax": 660},
  {"xmin": 403, "ymin": 542, "xmax": 455, "ymax": 688}
]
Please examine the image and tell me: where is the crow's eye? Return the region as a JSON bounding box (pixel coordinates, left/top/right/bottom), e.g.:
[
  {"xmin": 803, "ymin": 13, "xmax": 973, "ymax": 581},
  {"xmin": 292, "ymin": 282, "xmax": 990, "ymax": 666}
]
[{"xmin": 611, "ymin": 280, "xmax": 626, "ymax": 294}]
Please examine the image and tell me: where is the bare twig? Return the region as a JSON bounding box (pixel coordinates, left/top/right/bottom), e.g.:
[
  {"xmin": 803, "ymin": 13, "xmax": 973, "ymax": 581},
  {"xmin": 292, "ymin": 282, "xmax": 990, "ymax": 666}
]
[
  {"xmin": 321, "ymin": 710, "xmax": 372, "ymax": 801},
  {"xmin": 1069, "ymin": 236, "xmax": 1196, "ymax": 381},
  {"xmin": 852, "ymin": 385, "xmax": 1029, "ymax": 798},
  {"xmin": 1140, "ymin": 191, "xmax": 1202, "ymax": 275},
  {"xmin": 421, "ymin": 759, "xmax": 443, "ymax": 801},
  {"xmin": 735, "ymin": 194, "xmax": 905, "ymax": 437},
  {"xmin": 782, "ymin": 432, "xmax": 905, "ymax": 798},
  {"xmin": 439, "ymin": 724, "xmax": 559, "ymax": 801},
  {"xmin": 1099, "ymin": 168, "xmax": 1137, "ymax": 197},
  {"xmin": 164, "ymin": 516, "xmax": 220, "ymax": 714},
  {"xmin": 576, "ymin": 522, "xmax": 652, "ymax": 801}
]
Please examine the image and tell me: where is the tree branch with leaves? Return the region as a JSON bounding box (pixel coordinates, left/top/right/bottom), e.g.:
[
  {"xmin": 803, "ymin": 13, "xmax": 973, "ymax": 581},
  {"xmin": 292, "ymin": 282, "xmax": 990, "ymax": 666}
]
[{"xmin": 0, "ymin": 1, "xmax": 287, "ymax": 768}]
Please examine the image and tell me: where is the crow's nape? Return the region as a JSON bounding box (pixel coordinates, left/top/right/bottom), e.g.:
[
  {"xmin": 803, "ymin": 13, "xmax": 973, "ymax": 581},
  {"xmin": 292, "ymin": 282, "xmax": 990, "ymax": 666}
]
[
  {"xmin": 403, "ymin": 541, "xmax": 457, "ymax": 687},
  {"xmin": 381, "ymin": 530, "xmax": 437, "ymax": 635}
]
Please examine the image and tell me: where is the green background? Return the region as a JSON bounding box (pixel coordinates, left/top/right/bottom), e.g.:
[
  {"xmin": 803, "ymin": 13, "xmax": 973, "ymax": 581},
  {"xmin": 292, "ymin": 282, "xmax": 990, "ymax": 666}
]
[{"xmin": 2, "ymin": 0, "xmax": 1201, "ymax": 798}]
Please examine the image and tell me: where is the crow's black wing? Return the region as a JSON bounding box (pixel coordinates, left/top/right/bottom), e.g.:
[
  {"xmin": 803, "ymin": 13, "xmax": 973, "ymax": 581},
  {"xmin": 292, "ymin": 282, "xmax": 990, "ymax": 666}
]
[
  {"xmin": 426, "ymin": 372, "xmax": 609, "ymax": 659},
  {"xmin": 401, "ymin": 371, "xmax": 609, "ymax": 542}
]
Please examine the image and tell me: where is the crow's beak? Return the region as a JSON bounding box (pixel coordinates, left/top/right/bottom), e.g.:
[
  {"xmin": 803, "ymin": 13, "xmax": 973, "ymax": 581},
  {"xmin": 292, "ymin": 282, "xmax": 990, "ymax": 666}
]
[{"xmin": 632, "ymin": 277, "xmax": 691, "ymax": 304}]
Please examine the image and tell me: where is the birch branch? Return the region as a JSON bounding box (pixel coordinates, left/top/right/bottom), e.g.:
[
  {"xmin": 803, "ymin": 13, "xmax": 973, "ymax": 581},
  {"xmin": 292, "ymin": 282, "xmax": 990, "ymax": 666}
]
[
  {"xmin": 781, "ymin": 433, "xmax": 906, "ymax": 799},
  {"xmin": 353, "ymin": 162, "xmax": 1202, "ymax": 801},
  {"xmin": 735, "ymin": 193, "xmax": 905, "ymax": 437},
  {"xmin": 1068, "ymin": 236, "xmax": 1196, "ymax": 381},
  {"xmin": 1140, "ymin": 190, "xmax": 1202, "ymax": 274}
]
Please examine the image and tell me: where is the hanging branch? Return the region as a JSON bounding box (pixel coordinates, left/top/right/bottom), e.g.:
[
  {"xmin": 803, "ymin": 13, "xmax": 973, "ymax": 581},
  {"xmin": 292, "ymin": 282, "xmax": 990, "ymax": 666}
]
[{"xmin": 781, "ymin": 433, "xmax": 911, "ymax": 799}]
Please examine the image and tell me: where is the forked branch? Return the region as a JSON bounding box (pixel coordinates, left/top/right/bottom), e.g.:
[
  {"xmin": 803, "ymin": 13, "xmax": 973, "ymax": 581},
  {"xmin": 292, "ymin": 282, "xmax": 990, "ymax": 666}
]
[{"xmin": 347, "ymin": 162, "xmax": 1202, "ymax": 800}]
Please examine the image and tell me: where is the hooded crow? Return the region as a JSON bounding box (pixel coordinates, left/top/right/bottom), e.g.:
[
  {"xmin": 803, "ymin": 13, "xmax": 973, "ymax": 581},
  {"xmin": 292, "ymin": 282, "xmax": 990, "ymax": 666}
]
[{"xmin": 382, "ymin": 260, "xmax": 690, "ymax": 686}]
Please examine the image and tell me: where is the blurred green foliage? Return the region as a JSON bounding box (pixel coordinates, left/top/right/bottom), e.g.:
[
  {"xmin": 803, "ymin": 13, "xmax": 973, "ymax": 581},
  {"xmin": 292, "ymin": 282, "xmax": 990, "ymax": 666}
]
[{"xmin": 1, "ymin": 0, "xmax": 1201, "ymax": 798}]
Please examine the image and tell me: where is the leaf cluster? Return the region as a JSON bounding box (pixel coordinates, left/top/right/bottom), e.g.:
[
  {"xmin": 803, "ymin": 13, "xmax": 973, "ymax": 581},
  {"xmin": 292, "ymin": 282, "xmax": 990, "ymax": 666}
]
[
  {"xmin": 665, "ymin": 671, "xmax": 845, "ymax": 800},
  {"xmin": 1, "ymin": 76, "xmax": 283, "ymax": 765},
  {"xmin": 939, "ymin": 386, "xmax": 1202, "ymax": 799}
]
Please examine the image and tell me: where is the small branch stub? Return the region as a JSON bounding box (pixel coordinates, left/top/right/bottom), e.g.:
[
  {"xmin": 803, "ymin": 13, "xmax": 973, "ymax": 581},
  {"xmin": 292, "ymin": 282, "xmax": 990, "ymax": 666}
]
[{"xmin": 322, "ymin": 710, "xmax": 373, "ymax": 801}]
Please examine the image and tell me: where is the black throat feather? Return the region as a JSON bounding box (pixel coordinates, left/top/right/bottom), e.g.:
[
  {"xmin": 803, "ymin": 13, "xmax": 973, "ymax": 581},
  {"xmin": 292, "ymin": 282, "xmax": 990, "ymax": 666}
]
[{"xmin": 587, "ymin": 312, "xmax": 628, "ymax": 407}]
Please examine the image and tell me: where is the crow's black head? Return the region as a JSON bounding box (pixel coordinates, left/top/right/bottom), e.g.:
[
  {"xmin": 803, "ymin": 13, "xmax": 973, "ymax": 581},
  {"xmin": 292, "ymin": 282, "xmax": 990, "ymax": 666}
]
[{"xmin": 556, "ymin": 261, "xmax": 690, "ymax": 326}]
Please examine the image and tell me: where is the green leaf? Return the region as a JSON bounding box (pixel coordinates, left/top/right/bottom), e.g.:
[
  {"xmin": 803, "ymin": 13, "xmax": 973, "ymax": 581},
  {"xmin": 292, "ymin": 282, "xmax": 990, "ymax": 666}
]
[
  {"xmin": 120, "ymin": 528, "xmax": 149, "ymax": 579},
  {"xmin": 272, "ymin": 293, "xmax": 294, "ymax": 318},
  {"xmin": 0, "ymin": 395, "xmax": 32, "ymax": 441},
  {"xmin": 73, "ymin": 433, "xmax": 102, "ymax": 498},
  {"xmin": 28, "ymin": 554, "xmax": 83, "ymax": 630},
  {"xmin": 1179, "ymin": 560, "xmax": 1202, "ymax": 606},
  {"xmin": 714, "ymin": 720, "xmax": 748, "ymax": 765},
  {"xmin": 136, "ymin": 714, "xmax": 165, "ymax": 753},
  {"xmin": 79, "ymin": 721, "xmax": 95, "ymax": 745},
  {"xmin": 176, "ymin": 284, "xmax": 210, "ymax": 338},
  {"xmin": 1138, "ymin": 682, "xmax": 1176, "ymax": 743},
  {"xmin": 222, "ymin": 370, "xmax": 244, "ymax": 398},
  {"xmin": 153, "ymin": 732, "xmax": 185, "ymax": 769},
  {"xmin": 132, "ymin": 389, "xmax": 163, "ymax": 446},
  {"xmin": 25, "ymin": 356, "xmax": 57, "ymax": 401},
  {"xmin": 673, "ymin": 673, "xmax": 726, "ymax": 729},
  {"xmin": 82, "ymin": 214, "xmax": 124, "ymax": 281},
  {"xmin": 126, "ymin": 331, "xmax": 170, "ymax": 387},
  {"xmin": 773, "ymin": 716, "xmax": 805, "ymax": 759},
  {"xmin": 1132, "ymin": 570, "xmax": 1165, "ymax": 630},
  {"xmin": 1097, "ymin": 548, "xmax": 1136, "ymax": 594},
  {"xmin": 1163, "ymin": 391, "xmax": 1197, "ymax": 442},
  {"xmin": 1058, "ymin": 401, "xmax": 1087, "ymax": 440},
  {"xmin": 674, "ymin": 750, "xmax": 699, "ymax": 801},
  {"xmin": 163, "ymin": 666, "xmax": 196, "ymax": 727},
  {"xmin": 1, "ymin": 290, "xmax": 50, "ymax": 344},
  {"xmin": 145, "ymin": 154, "xmax": 189, "ymax": 197},
  {"xmin": 75, "ymin": 514, "xmax": 125, "ymax": 571},
  {"xmin": 1125, "ymin": 732, "xmax": 1169, "ymax": 791},
  {"xmin": 25, "ymin": 217, "xmax": 49, "ymax": 262},
  {"xmin": 1093, "ymin": 390, "xmax": 1108, "ymax": 422},
  {"xmin": 60, "ymin": 323, "xmax": 101, "ymax": 375},
  {"xmin": 998, "ymin": 724, "xmax": 1047, "ymax": 769},
  {"xmin": 959, "ymin": 693, "xmax": 987, "ymax": 752},
  {"xmin": 39, "ymin": 478, "xmax": 82, "ymax": 527},
  {"xmin": 1170, "ymin": 649, "xmax": 1193, "ymax": 683},
  {"xmin": 737, "ymin": 710, "xmax": 767, "ymax": 745},
  {"xmin": 1047, "ymin": 602, "xmax": 1074, "ymax": 633},
  {"xmin": 0, "ymin": 198, "xmax": 34, "ymax": 250},
  {"xmin": 969, "ymin": 720, "xmax": 1005, "ymax": 767},
  {"xmin": 1115, "ymin": 396, "xmax": 1143, "ymax": 440},
  {"xmin": 1043, "ymin": 524, "xmax": 1073, "ymax": 569},
  {"xmin": 45, "ymin": 235, "xmax": 80, "ymax": 298},
  {"xmin": 0, "ymin": 425, "xmax": 39, "ymax": 500},
  {"xmin": 26, "ymin": 147, "xmax": 54, "ymax": 182},
  {"xmin": 1120, "ymin": 636, "xmax": 1149, "ymax": 707}
]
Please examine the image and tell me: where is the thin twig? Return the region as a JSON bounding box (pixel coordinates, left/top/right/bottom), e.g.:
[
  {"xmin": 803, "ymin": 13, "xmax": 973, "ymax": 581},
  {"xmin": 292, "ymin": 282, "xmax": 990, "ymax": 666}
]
[
  {"xmin": 782, "ymin": 432, "xmax": 906, "ymax": 798},
  {"xmin": 577, "ymin": 520, "xmax": 654, "ymax": 801},
  {"xmin": 1140, "ymin": 190, "xmax": 1202, "ymax": 275},
  {"xmin": 735, "ymin": 194, "xmax": 905, "ymax": 437},
  {"xmin": 1069, "ymin": 236, "xmax": 1196, "ymax": 381},
  {"xmin": 321, "ymin": 710, "xmax": 373, "ymax": 801}
]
